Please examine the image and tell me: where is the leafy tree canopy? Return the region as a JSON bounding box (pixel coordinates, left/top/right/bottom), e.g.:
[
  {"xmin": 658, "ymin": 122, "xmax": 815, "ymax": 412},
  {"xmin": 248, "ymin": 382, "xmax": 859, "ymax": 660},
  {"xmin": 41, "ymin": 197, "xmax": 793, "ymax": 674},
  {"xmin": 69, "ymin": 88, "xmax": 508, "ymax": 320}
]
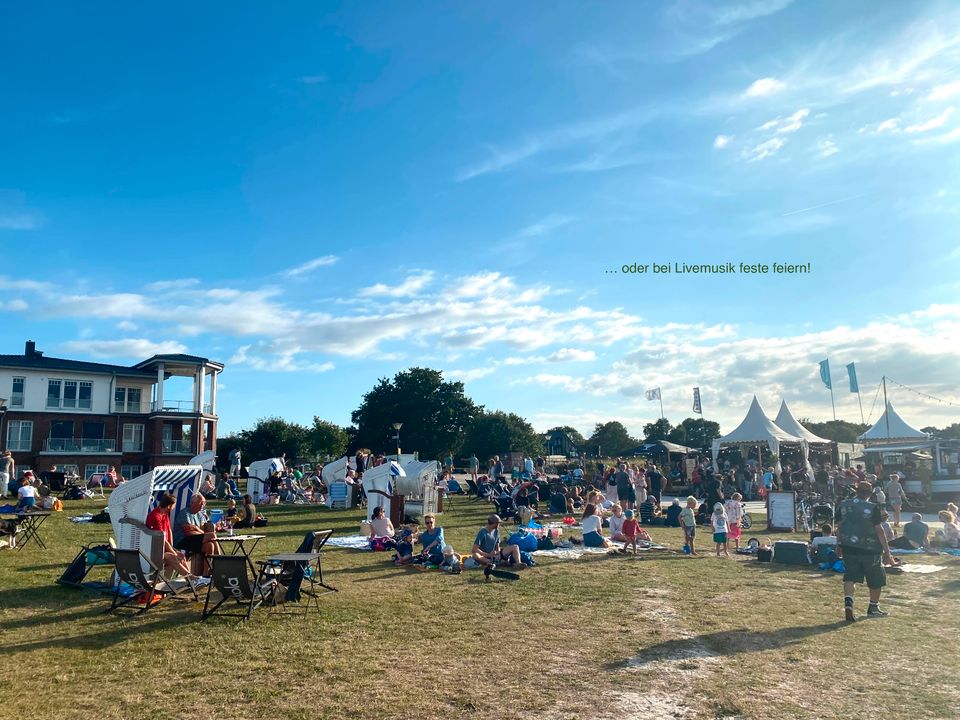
[
  {"xmin": 351, "ymin": 367, "xmax": 479, "ymax": 459},
  {"xmin": 546, "ymin": 425, "xmax": 587, "ymax": 447},
  {"xmin": 799, "ymin": 418, "xmax": 869, "ymax": 443},
  {"xmin": 307, "ymin": 417, "xmax": 349, "ymax": 460},
  {"xmin": 643, "ymin": 418, "xmax": 672, "ymax": 442},
  {"xmin": 667, "ymin": 417, "xmax": 722, "ymax": 450},
  {"xmin": 465, "ymin": 410, "xmax": 545, "ymax": 462},
  {"xmin": 584, "ymin": 421, "xmax": 638, "ymax": 457}
]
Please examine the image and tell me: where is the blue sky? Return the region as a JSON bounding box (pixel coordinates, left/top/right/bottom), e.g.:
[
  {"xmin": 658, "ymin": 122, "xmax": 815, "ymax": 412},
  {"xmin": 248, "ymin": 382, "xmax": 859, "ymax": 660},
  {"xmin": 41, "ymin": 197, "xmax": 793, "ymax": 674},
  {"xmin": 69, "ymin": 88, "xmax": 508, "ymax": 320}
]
[{"xmin": 2, "ymin": 0, "xmax": 959, "ymax": 438}]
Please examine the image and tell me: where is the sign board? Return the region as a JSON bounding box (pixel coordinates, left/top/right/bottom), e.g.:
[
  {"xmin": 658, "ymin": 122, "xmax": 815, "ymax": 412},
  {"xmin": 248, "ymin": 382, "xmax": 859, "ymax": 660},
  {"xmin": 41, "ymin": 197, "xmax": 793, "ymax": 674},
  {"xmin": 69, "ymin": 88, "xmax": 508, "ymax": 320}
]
[
  {"xmin": 684, "ymin": 458, "xmax": 696, "ymax": 480},
  {"xmin": 767, "ymin": 491, "xmax": 796, "ymax": 531}
]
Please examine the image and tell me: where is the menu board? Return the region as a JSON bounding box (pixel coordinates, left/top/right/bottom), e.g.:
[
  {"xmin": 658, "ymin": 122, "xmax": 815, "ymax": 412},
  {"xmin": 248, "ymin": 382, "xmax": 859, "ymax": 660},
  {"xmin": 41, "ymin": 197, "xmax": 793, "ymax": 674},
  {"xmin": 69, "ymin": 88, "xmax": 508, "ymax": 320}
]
[{"xmin": 767, "ymin": 491, "xmax": 797, "ymax": 531}]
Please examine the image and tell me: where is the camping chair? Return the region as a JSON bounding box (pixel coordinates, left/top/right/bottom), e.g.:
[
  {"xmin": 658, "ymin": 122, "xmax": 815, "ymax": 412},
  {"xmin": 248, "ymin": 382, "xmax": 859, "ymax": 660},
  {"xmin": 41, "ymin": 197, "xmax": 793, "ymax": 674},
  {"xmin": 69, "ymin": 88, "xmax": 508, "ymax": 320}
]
[
  {"xmin": 88, "ymin": 473, "xmax": 106, "ymax": 497},
  {"xmin": 58, "ymin": 543, "xmax": 115, "ymax": 590},
  {"xmin": 107, "ymin": 548, "xmax": 199, "ymax": 615},
  {"xmin": 263, "ymin": 529, "xmax": 337, "ymax": 613},
  {"xmin": 202, "ymin": 554, "xmax": 276, "ymax": 621},
  {"xmin": 493, "ymin": 494, "xmax": 518, "ymax": 522},
  {"xmin": 466, "ymin": 478, "xmax": 481, "ymax": 500}
]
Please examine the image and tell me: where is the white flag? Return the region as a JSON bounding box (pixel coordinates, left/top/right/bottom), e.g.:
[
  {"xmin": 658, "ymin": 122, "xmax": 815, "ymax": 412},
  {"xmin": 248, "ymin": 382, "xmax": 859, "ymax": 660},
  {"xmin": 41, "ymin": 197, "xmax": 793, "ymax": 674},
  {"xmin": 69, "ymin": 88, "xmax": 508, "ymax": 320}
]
[
  {"xmin": 693, "ymin": 387, "xmax": 702, "ymax": 414},
  {"xmin": 645, "ymin": 387, "xmax": 661, "ymax": 401}
]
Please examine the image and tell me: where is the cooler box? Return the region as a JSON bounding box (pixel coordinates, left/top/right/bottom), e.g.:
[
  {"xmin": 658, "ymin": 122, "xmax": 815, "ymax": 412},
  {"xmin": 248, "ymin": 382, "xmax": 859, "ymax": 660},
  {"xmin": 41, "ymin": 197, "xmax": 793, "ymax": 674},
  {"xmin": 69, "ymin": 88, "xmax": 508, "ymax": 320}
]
[{"xmin": 773, "ymin": 540, "xmax": 810, "ymax": 565}]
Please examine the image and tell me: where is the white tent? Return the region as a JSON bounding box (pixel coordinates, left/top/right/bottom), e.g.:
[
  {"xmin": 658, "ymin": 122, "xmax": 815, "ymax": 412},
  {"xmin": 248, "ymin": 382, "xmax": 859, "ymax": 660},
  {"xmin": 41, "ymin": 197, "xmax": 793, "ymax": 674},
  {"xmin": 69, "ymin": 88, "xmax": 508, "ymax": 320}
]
[
  {"xmin": 858, "ymin": 403, "xmax": 928, "ymax": 442},
  {"xmin": 712, "ymin": 396, "xmax": 807, "ymax": 474},
  {"xmin": 774, "ymin": 401, "xmax": 832, "ymax": 444}
]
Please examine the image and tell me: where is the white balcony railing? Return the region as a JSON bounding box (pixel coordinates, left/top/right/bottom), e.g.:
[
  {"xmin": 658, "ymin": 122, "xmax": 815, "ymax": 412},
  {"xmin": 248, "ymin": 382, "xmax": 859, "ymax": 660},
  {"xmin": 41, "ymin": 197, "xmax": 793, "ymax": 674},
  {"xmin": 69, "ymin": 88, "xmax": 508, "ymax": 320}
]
[
  {"xmin": 151, "ymin": 400, "xmax": 214, "ymax": 414},
  {"xmin": 115, "ymin": 401, "xmax": 146, "ymax": 413},
  {"xmin": 45, "ymin": 438, "xmax": 117, "ymax": 453},
  {"xmin": 161, "ymin": 439, "xmax": 192, "ymax": 454}
]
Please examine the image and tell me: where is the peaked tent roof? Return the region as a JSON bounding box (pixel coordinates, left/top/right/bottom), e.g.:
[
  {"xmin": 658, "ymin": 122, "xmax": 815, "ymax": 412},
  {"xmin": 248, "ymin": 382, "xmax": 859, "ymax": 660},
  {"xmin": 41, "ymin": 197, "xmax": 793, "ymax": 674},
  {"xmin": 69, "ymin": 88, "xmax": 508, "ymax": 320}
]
[
  {"xmin": 774, "ymin": 401, "xmax": 832, "ymax": 444},
  {"xmin": 718, "ymin": 396, "xmax": 804, "ymax": 445},
  {"xmin": 858, "ymin": 403, "xmax": 928, "ymax": 441}
]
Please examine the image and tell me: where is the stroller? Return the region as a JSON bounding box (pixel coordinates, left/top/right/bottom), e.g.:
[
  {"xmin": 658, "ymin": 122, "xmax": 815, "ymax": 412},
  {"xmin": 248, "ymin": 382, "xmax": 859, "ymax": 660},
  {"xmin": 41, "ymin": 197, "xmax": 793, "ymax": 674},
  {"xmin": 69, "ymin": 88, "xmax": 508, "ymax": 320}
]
[{"xmin": 493, "ymin": 493, "xmax": 518, "ymax": 522}]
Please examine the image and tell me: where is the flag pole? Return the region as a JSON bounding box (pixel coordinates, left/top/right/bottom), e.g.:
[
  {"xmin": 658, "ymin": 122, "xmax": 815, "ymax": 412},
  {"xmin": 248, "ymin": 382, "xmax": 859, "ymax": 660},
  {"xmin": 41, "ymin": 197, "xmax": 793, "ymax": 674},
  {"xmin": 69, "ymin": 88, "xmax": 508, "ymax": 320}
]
[
  {"xmin": 829, "ymin": 382, "xmax": 836, "ymax": 421},
  {"xmin": 659, "ymin": 388, "xmax": 664, "ymax": 420},
  {"xmin": 856, "ymin": 389, "xmax": 865, "ymax": 425},
  {"xmin": 883, "ymin": 375, "xmax": 890, "ymax": 439}
]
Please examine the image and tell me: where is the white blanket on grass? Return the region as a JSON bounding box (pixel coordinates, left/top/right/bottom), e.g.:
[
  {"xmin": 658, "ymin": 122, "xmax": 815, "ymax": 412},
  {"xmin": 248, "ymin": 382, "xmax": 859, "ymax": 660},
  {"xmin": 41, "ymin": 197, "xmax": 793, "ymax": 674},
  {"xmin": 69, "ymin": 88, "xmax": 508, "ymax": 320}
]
[
  {"xmin": 533, "ymin": 543, "xmax": 667, "ymax": 561},
  {"xmin": 897, "ymin": 563, "xmax": 947, "ymax": 574},
  {"xmin": 325, "ymin": 534, "xmax": 371, "ymax": 550}
]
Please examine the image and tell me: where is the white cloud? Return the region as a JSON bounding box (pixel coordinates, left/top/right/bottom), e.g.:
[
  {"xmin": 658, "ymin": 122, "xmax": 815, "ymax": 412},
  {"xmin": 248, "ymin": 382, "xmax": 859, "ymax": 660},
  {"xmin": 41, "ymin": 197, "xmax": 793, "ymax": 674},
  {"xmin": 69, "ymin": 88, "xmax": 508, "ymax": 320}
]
[
  {"xmin": 145, "ymin": 278, "xmax": 201, "ymax": 291},
  {"xmin": 742, "ymin": 77, "xmax": 786, "ymax": 98},
  {"xmin": 776, "ymin": 108, "xmax": 810, "ymax": 133},
  {"xmin": 116, "ymin": 320, "xmax": 138, "ymax": 332},
  {"xmin": 904, "ymin": 106, "xmax": 955, "ymax": 133},
  {"xmin": 742, "ymin": 137, "xmax": 785, "ymax": 162},
  {"xmin": 0, "ymin": 299, "xmax": 28, "ymax": 311},
  {"xmin": 875, "ymin": 118, "xmax": 901, "ymax": 134},
  {"xmin": 282, "ymin": 255, "xmax": 340, "ymax": 277},
  {"xmin": 713, "ymin": 134, "xmax": 733, "ymax": 149},
  {"xmin": 928, "ymin": 80, "xmax": 960, "ymax": 101},
  {"xmin": 61, "ymin": 338, "xmax": 187, "ymax": 359},
  {"xmin": 229, "ymin": 343, "xmax": 335, "ymax": 373},
  {"xmin": 517, "ymin": 214, "xmax": 575, "ymax": 238},
  {"xmin": 358, "ymin": 270, "xmax": 434, "ymax": 297},
  {"xmin": 446, "ymin": 367, "xmax": 496, "ymax": 382},
  {"xmin": 816, "ymin": 139, "xmax": 839, "ymax": 157},
  {"xmin": 547, "ymin": 348, "xmax": 597, "ymax": 363}
]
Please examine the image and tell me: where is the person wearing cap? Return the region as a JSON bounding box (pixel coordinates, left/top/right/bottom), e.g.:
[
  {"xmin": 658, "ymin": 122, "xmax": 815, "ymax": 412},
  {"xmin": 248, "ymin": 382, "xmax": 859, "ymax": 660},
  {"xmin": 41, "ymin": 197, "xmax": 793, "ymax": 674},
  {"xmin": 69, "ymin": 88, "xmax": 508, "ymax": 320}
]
[
  {"xmin": 836, "ymin": 481, "xmax": 895, "ymax": 621},
  {"xmin": 471, "ymin": 514, "xmax": 525, "ymax": 569},
  {"xmin": 621, "ymin": 509, "xmax": 641, "ymax": 556},
  {"xmin": 0, "ymin": 450, "xmax": 13, "ymax": 498}
]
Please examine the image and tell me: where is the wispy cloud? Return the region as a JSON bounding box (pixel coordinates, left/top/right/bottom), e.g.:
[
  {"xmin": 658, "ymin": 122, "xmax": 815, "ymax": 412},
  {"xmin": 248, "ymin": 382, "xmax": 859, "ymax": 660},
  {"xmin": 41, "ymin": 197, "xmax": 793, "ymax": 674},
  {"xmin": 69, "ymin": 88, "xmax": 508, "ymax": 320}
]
[
  {"xmin": 928, "ymin": 80, "xmax": 960, "ymax": 101},
  {"xmin": 904, "ymin": 106, "xmax": 955, "ymax": 133},
  {"xmin": 61, "ymin": 338, "xmax": 187, "ymax": 359},
  {"xmin": 517, "ymin": 214, "xmax": 575, "ymax": 238},
  {"xmin": 0, "ymin": 214, "xmax": 43, "ymax": 230},
  {"xmin": 742, "ymin": 137, "xmax": 785, "ymax": 162},
  {"xmin": 358, "ymin": 270, "xmax": 435, "ymax": 297},
  {"xmin": 781, "ymin": 193, "xmax": 864, "ymax": 217},
  {"xmin": 547, "ymin": 348, "xmax": 597, "ymax": 363},
  {"xmin": 145, "ymin": 278, "xmax": 201, "ymax": 292},
  {"xmin": 713, "ymin": 134, "xmax": 733, "ymax": 149},
  {"xmin": 815, "ymin": 138, "xmax": 839, "ymax": 157},
  {"xmin": 282, "ymin": 255, "xmax": 340, "ymax": 277}
]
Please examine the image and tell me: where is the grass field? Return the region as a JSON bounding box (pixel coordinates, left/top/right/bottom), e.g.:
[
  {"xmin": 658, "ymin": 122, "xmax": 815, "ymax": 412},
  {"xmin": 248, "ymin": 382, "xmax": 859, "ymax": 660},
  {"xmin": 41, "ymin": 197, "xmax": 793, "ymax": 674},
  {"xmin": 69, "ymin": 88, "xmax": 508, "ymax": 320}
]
[{"xmin": 2, "ymin": 494, "xmax": 958, "ymax": 720}]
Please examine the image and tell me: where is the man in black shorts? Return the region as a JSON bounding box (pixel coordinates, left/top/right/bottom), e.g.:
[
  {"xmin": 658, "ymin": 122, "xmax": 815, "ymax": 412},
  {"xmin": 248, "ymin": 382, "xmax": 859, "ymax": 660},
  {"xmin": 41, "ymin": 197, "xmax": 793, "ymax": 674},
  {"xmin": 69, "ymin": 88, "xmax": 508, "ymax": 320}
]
[{"xmin": 836, "ymin": 481, "xmax": 894, "ymax": 622}]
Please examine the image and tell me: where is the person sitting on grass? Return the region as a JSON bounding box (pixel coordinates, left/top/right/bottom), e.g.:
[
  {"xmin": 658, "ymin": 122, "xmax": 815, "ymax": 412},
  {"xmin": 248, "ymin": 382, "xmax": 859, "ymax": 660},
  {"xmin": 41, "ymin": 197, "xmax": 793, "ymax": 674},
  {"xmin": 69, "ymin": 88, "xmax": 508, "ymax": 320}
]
[
  {"xmin": 581, "ymin": 503, "xmax": 611, "ymax": 548},
  {"xmin": 394, "ymin": 528, "xmax": 416, "ymax": 565},
  {"xmin": 891, "ymin": 513, "xmax": 929, "ymax": 549},
  {"xmin": 665, "ymin": 498, "xmax": 683, "ymax": 527},
  {"xmin": 173, "ymin": 494, "xmax": 221, "ymax": 576},
  {"xmin": 146, "ymin": 492, "xmax": 199, "ymax": 582},
  {"xmin": 607, "ymin": 504, "xmax": 628, "ymax": 543},
  {"xmin": 471, "ymin": 513, "xmax": 502, "ymax": 568},
  {"xmin": 439, "ymin": 544, "xmax": 462, "ymax": 573},
  {"xmin": 233, "ymin": 494, "xmax": 257, "ymax": 529},
  {"xmin": 566, "ymin": 486, "xmax": 584, "ymax": 514},
  {"xmin": 417, "ymin": 513, "xmax": 445, "ymax": 565},
  {"xmin": 931, "ymin": 511, "xmax": 960, "ymax": 548},
  {"xmin": 621, "ymin": 509, "xmax": 640, "ymax": 556},
  {"xmin": 15, "ymin": 477, "xmax": 38, "ymax": 511},
  {"xmin": 810, "ymin": 523, "xmax": 838, "ymax": 561},
  {"xmin": 680, "ymin": 496, "xmax": 698, "ymax": 556},
  {"xmin": 369, "ymin": 505, "xmax": 396, "ymax": 550},
  {"xmin": 638, "ymin": 495, "xmax": 662, "ymax": 525}
]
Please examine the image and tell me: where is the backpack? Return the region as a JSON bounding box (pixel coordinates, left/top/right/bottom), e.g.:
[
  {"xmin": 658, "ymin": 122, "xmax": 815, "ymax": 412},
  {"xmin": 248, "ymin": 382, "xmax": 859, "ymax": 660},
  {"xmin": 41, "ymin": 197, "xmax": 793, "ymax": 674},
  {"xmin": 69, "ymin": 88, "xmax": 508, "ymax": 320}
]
[{"xmin": 536, "ymin": 535, "xmax": 555, "ymax": 550}]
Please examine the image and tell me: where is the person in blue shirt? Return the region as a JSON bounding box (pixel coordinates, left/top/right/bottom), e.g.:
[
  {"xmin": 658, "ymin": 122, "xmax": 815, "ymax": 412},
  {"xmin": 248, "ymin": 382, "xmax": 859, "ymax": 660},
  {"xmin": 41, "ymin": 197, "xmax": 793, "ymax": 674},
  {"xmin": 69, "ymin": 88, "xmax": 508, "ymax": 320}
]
[
  {"xmin": 665, "ymin": 498, "xmax": 683, "ymax": 527},
  {"xmin": 417, "ymin": 513, "xmax": 445, "ymax": 564}
]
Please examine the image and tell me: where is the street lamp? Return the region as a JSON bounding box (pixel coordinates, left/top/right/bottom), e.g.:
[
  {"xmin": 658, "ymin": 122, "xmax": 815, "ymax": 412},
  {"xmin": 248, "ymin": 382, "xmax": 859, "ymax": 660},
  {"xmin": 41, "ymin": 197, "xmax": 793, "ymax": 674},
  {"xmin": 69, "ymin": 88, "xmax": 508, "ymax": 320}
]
[
  {"xmin": 0, "ymin": 398, "xmax": 7, "ymax": 451},
  {"xmin": 392, "ymin": 422, "xmax": 403, "ymax": 459}
]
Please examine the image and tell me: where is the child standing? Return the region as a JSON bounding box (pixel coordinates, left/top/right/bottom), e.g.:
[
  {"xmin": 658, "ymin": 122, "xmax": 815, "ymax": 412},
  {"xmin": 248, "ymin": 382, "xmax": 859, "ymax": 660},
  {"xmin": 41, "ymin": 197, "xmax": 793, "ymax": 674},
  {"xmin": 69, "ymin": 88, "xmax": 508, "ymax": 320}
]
[
  {"xmin": 680, "ymin": 496, "xmax": 698, "ymax": 556},
  {"xmin": 621, "ymin": 509, "xmax": 640, "ymax": 556},
  {"xmin": 712, "ymin": 502, "xmax": 729, "ymax": 557},
  {"xmin": 724, "ymin": 492, "xmax": 743, "ymax": 551}
]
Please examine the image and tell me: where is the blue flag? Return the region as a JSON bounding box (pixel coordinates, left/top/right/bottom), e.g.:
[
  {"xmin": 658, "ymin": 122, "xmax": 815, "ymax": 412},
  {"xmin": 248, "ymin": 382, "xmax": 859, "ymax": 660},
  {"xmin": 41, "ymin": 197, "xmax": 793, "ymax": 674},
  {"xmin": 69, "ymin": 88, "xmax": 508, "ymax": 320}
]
[
  {"xmin": 846, "ymin": 362, "xmax": 859, "ymax": 393},
  {"xmin": 819, "ymin": 359, "xmax": 832, "ymax": 390}
]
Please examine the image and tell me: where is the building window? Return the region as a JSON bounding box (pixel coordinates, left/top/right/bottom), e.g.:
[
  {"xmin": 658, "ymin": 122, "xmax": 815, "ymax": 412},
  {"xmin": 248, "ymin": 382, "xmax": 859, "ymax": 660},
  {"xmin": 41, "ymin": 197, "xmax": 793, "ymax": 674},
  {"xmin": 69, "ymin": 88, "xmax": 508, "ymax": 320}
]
[
  {"xmin": 6, "ymin": 420, "xmax": 33, "ymax": 451},
  {"xmin": 122, "ymin": 423, "xmax": 144, "ymax": 452},
  {"xmin": 121, "ymin": 464, "xmax": 142, "ymax": 480},
  {"xmin": 78, "ymin": 381, "xmax": 92, "ymax": 410},
  {"xmin": 85, "ymin": 464, "xmax": 109, "ymax": 481},
  {"xmin": 11, "ymin": 377, "xmax": 24, "ymax": 408},
  {"xmin": 59, "ymin": 464, "xmax": 80, "ymax": 478},
  {"xmin": 47, "ymin": 380, "xmax": 61, "ymax": 408},
  {"xmin": 115, "ymin": 387, "xmax": 143, "ymax": 413}
]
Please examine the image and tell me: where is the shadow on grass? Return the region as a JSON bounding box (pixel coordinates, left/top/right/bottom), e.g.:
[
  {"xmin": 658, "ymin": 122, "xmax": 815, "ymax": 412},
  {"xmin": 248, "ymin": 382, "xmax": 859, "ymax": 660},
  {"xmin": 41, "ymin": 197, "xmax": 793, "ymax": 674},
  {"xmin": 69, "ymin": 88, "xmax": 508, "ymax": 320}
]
[{"xmin": 607, "ymin": 621, "xmax": 847, "ymax": 668}]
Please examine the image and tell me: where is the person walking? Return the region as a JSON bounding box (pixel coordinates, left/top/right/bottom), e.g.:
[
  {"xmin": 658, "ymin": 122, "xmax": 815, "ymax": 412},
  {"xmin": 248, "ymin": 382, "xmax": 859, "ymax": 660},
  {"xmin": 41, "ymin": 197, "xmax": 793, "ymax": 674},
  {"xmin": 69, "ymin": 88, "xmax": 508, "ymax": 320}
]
[
  {"xmin": 0, "ymin": 450, "xmax": 13, "ymax": 498},
  {"xmin": 884, "ymin": 474, "xmax": 907, "ymax": 528},
  {"xmin": 836, "ymin": 481, "xmax": 895, "ymax": 622},
  {"xmin": 614, "ymin": 463, "xmax": 634, "ymax": 510}
]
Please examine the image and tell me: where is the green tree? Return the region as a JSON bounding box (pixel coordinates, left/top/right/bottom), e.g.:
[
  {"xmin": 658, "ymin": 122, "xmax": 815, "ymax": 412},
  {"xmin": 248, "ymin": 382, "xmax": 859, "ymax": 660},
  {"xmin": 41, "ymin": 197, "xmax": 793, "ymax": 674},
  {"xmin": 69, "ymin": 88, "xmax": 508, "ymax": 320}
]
[
  {"xmin": 307, "ymin": 418, "xmax": 349, "ymax": 460},
  {"xmin": 351, "ymin": 368, "xmax": 479, "ymax": 459},
  {"xmin": 799, "ymin": 418, "xmax": 869, "ymax": 443},
  {"xmin": 216, "ymin": 432, "xmax": 247, "ymax": 470},
  {"xmin": 667, "ymin": 417, "xmax": 722, "ymax": 450},
  {"xmin": 545, "ymin": 425, "xmax": 587, "ymax": 447},
  {"xmin": 465, "ymin": 410, "xmax": 545, "ymax": 462},
  {"xmin": 643, "ymin": 418, "xmax": 673, "ymax": 442},
  {"xmin": 238, "ymin": 416, "xmax": 310, "ymax": 464},
  {"xmin": 584, "ymin": 421, "xmax": 638, "ymax": 457}
]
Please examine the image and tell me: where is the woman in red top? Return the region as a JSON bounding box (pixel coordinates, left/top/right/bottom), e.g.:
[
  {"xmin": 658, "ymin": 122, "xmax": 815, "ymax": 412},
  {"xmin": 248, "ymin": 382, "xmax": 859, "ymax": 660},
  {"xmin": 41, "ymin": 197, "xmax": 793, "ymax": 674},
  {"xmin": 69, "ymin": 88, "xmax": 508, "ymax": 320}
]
[{"xmin": 146, "ymin": 493, "xmax": 193, "ymax": 578}]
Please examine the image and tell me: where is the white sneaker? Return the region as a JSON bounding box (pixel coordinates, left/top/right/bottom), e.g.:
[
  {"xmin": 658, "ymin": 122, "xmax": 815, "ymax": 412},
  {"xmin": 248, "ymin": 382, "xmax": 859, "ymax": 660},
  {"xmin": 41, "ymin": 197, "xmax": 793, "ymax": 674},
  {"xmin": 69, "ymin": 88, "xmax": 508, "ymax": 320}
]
[{"xmin": 193, "ymin": 577, "xmax": 211, "ymax": 587}]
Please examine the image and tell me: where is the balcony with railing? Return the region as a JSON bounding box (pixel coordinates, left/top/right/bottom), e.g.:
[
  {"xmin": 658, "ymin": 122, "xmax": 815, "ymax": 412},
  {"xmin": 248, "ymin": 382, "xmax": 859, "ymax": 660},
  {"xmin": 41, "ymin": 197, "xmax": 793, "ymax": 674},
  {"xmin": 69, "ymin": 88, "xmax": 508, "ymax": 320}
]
[
  {"xmin": 115, "ymin": 401, "xmax": 147, "ymax": 414},
  {"xmin": 161, "ymin": 439, "xmax": 193, "ymax": 454},
  {"xmin": 44, "ymin": 438, "xmax": 118, "ymax": 453},
  {"xmin": 150, "ymin": 400, "xmax": 215, "ymax": 415}
]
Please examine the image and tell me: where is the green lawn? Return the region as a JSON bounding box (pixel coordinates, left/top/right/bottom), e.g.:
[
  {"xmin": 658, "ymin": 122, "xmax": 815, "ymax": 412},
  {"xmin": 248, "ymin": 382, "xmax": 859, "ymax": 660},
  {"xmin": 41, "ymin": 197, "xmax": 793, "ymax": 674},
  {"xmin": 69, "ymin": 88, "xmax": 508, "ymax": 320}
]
[{"xmin": 1, "ymin": 495, "xmax": 958, "ymax": 720}]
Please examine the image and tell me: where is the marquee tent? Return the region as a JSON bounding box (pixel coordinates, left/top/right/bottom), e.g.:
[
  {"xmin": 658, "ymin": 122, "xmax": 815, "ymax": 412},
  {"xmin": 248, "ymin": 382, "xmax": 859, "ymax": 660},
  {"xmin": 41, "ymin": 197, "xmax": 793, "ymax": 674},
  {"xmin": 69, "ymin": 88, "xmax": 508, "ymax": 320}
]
[
  {"xmin": 711, "ymin": 396, "xmax": 808, "ymax": 474},
  {"xmin": 774, "ymin": 401, "xmax": 832, "ymax": 444},
  {"xmin": 858, "ymin": 403, "xmax": 928, "ymax": 443}
]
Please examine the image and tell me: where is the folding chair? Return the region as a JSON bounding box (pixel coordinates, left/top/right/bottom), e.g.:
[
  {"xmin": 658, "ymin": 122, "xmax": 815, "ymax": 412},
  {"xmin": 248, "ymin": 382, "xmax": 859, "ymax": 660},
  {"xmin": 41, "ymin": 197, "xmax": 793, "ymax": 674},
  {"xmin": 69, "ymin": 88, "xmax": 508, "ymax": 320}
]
[
  {"xmin": 107, "ymin": 548, "xmax": 199, "ymax": 615},
  {"xmin": 202, "ymin": 554, "xmax": 276, "ymax": 621}
]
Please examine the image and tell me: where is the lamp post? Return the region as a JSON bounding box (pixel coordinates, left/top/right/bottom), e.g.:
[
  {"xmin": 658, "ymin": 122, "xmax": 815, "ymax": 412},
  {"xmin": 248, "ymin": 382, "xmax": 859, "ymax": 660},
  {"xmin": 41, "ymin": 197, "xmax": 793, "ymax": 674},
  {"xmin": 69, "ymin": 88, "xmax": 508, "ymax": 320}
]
[{"xmin": 392, "ymin": 422, "xmax": 403, "ymax": 460}]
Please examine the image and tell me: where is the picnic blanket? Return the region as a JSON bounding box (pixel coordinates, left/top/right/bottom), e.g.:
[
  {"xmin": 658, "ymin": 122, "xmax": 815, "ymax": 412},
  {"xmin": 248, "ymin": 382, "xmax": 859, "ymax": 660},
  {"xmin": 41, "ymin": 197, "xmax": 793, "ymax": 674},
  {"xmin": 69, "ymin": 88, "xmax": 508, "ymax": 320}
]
[
  {"xmin": 897, "ymin": 563, "xmax": 947, "ymax": 574},
  {"xmin": 890, "ymin": 548, "xmax": 926, "ymax": 555},
  {"xmin": 325, "ymin": 535, "xmax": 371, "ymax": 550},
  {"xmin": 70, "ymin": 514, "xmax": 95, "ymax": 523},
  {"xmin": 532, "ymin": 546, "xmax": 611, "ymax": 560}
]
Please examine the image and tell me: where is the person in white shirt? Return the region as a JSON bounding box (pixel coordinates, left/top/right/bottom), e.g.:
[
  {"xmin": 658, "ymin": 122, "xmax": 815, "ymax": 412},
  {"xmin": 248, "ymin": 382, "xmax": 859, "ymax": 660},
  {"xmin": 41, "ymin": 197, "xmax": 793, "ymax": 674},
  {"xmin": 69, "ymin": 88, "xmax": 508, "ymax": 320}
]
[
  {"xmin": 581, "ymin": 504, "xmax": 611, "ymax": 548},
  {"xmin": 711, "ymin": 502, "xmax": 729, "ymax": 557},
  {"xmin": 724, "ymin": 493, "xmax": 744, "ymax": 550},
  {"xmin": 607, "ymin": 504, "xmax": 628, "ymax": 542},
  {"xmin": 16, "ymin": 478, "xmax": 38, "ymax": 511}
]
